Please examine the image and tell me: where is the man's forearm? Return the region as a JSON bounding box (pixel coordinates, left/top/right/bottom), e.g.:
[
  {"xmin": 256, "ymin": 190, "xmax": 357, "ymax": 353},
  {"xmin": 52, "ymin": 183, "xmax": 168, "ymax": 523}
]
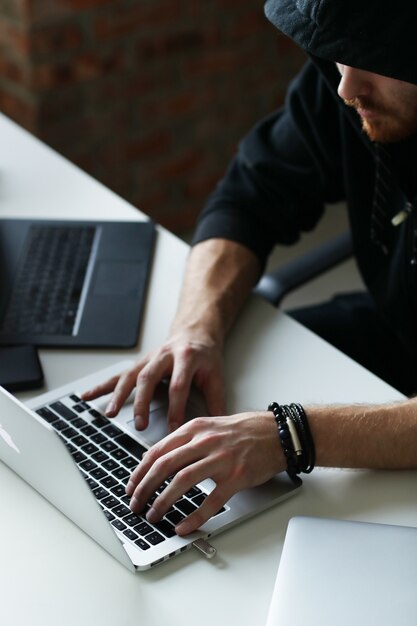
[
  {"xmin": 308, "ymin": 398, "xmax": 417, "ymax": 470},
  {"xmin": 171, "ymin": 238, "xmax": 261, "ymax": 347}
]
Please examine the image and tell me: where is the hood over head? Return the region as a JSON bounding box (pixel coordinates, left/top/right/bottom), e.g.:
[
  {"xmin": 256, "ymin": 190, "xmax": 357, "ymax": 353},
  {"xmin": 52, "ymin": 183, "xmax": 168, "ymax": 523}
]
[{"xmin": 265, "ymin": 0, "xmax": 417, "ymax": 86}]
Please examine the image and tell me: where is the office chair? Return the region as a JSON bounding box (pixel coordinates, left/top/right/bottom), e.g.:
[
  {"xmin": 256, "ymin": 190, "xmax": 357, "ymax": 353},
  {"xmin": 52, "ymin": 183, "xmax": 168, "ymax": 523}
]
[{"xmin": 253, "ymin": 231, "xmax": 353, "ymax": 307}]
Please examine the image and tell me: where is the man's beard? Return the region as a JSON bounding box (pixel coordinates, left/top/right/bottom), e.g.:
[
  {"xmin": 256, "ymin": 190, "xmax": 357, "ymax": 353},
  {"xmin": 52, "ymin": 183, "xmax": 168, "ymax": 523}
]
[{"xmin": 344, "ymin": 97, "xmax": 417, "ymax": 143}]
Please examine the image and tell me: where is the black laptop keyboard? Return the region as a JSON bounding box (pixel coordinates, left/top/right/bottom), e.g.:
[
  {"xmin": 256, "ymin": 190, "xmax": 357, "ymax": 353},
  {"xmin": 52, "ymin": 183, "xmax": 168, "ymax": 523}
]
[
  {"xmin": 1, "ymin": 225, "xmax": 95, "ymax": 336},
  {"xmin": 36, "ymin": 395, "xmax": 226, "ymax": 552}
]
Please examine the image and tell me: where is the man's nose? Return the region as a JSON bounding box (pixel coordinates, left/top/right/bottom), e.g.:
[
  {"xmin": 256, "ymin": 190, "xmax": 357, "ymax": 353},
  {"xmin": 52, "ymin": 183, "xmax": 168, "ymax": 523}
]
[{"xmin": 337, "ymin": 66, "xmax": 373, "ymax": 101}]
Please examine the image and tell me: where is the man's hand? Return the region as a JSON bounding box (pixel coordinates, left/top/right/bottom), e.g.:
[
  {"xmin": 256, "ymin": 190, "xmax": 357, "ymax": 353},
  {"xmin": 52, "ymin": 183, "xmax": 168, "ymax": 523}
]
[
  {"xmin": 82, "ymin": 330, "xmax": 226, "ymax": 433},
  {"xmin": 126, "ymin": 411, "xmax": 285, "ymax": 535},
  {"xmin": 83, "ymin": 238, "xmax": 261, "ymax": 432}
]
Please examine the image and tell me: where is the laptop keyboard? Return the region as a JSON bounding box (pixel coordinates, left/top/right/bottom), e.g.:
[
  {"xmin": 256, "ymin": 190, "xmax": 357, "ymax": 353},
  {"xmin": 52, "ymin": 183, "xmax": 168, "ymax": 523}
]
[
  {"xmin": 36, "ymin": 395, "xmax": 226, "ymax": 552},
  {"xmin": 1, "ymin": 225, "xmax": 95, "ymax": 336}
]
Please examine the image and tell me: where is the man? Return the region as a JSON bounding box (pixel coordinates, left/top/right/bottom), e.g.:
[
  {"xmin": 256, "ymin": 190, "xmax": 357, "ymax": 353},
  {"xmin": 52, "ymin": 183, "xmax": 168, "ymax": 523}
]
[{"xmin": 83, "ymin": 0, "xmax": 417, "ymax": 535}]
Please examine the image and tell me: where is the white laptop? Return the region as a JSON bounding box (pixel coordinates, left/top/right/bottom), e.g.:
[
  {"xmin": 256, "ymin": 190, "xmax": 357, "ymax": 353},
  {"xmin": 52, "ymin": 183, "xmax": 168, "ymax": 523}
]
[
  {"xmin": 0, "ymin": 361, "xmax": 299, "ymax": 572},
  {"xmin": 266, "ymin": 516, "xmax": 417, "ymax": 626}
]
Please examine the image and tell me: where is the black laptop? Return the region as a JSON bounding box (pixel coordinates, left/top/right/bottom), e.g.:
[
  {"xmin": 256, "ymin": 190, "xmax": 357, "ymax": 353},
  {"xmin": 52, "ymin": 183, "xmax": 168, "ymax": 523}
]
[{"xmin": 0, "ymin": 218, "xmax": 155, "ymax": 348}]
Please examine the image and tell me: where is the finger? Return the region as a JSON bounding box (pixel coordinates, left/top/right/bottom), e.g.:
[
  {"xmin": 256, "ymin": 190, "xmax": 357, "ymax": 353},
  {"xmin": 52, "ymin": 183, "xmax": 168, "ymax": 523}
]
[
  {"xmin": 104, "ymin": 366, "xmax": 144, "ymax": 417},
  {"xmin": 133, "ymin": 353, "xmax": 174, "ymax": 430},
  {"xmin": 175, "ymin": 485, "xmax": 232, "ymax": 535},
  {"xmin": 128, "ymin": 441, "xmax": 206, "ymax": 514},
  {"xmin": 125, "ymin": 426, "xmax": 194, "ymax": 496},
  {"xmin": 81, "ymin": 375, "xmax": 120, "ymax": 401},
  {"xmin": 144, "ymin": 458, "xmax": 218, "ymax": 523}
]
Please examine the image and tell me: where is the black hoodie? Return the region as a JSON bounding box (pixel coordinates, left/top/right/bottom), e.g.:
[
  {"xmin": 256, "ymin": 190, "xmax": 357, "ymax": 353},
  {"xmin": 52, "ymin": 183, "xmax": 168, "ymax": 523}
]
[{"xmin": 192, "ymin": 0, "xmax": 417, "ymax": 353}]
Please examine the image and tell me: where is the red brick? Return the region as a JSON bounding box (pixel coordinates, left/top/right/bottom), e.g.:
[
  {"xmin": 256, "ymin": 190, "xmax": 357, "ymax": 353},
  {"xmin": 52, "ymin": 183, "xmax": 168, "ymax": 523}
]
[
  {"xmin": 0, "ymin": 21, "xmax": 30, "ymax": 57},
  {"xmin": 31, "ymin": 21, "xmax": 84, "ymax": 57},
  {"xmin": 0, "ymin": 55, "xmax": 29, "ymax": 84},
  {"xmin": 94, "ymin": 2, "xmax": 182, "ymax": 41},
  {"xmin": 32, "ymin": 48, "xmax": 126, "ymax": 89},
  {"xmin": 154, "ymin": 150, "xmax": 204, "ymax": 181},
  {"xmin": 0, "ymin": 85, "xmax": 37, "ymax": 130},
  {"xmin": 126, "ymin": 131, "xmax": 172, "ymax": 160}
]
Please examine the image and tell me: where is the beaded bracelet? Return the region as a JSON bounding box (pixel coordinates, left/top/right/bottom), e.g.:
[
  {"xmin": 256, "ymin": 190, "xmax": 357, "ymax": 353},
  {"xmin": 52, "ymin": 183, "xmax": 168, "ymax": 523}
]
[
  {"xmin": 268, "ymin": 402, "xmax": 302, "ymax": 485},
  {"xmin": 268, "ymin": 402, "xmax": 315, "ymax": 483}
]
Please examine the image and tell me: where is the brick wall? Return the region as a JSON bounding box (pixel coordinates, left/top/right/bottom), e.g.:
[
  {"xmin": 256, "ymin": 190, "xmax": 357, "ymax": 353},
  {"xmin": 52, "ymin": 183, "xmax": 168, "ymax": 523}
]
[{"xmin": 0, "ymin": 0, "xmax": 305, "ymax": 234}]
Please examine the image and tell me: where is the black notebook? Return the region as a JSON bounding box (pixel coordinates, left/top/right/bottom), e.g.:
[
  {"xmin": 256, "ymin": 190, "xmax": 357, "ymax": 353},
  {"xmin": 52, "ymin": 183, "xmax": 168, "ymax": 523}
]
[{"xmin": 0, "ymin": 218, "xmax": 155, "ymax": 348}]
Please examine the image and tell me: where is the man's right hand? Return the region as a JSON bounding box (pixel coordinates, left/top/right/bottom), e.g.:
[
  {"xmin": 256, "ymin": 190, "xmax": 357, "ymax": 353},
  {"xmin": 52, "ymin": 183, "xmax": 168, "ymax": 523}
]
[
  {"xmin": 83, "ymin": 238, "xmax": 261, "ymax": 432},
  {"xmin": 82, "ymin": 329, "xmax": 226, "ymax": 433}
]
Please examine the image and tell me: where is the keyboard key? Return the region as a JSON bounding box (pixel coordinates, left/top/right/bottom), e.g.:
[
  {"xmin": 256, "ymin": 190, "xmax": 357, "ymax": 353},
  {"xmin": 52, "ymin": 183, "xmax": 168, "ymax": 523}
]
[
  {"xmin": 134, "ymin": 538, "xmax": 150, "ymax": 550},
  {"xmin": 121, "ymin": 455, "xmax": 137, "ymax": 469},
  {"xmin": 79, "ymin": 459, "xmax": 97, "ymax": 472},
  {"xmin": 185, "ymin": 486, "xmax": 202, "ymax": 498},
  {"xmin": 112, "ymin": 520, "xmax": 127, "ymax": 531},
  {"xmin": 91, "ymin": 450, "xmax": 109, "ymax": 463},
  {"xmin": 103, "ymin": 459, "xmax": 118, "ymax": 471},
  {"xmin": 102, "ymin": 496, "xmax": 120, "ymax": 509},
  {"xmin": 36, "ymin": 407, "xmax": 59, "ymax": 424},
  {"xmin": 123, "ymin": 513, "xmax": 144, "ymax": 527},
  {"xmin": 91, "ymin": 415, "xmax": 109, "ymax": 428},
  {"xmin": 113, "ymin": 504, "xmax": 131, "ymax": 518},
  {"xmin": 50, "ymin": 401, "xmax": 77, "ymax": 421},
  {"xmin": 61, "ymin": 427, "xmax": 78, "ymax": 439},
  {"xmin": 72, "ymin": 435, "xmax": 89, "ymax": 447},
  {"xmin": 100, "ymin": 440, "xmax": 117, "ymax": 453},
  {"xmin": 112, "ymin": 467, "xmax": 130, "ymax": 481},
  {"xmin": 53, "ymin": 419, "xmax": 68, "ymax": 432},
  {"xmin": 72, "ymin": 417, "xmax": 87, "ymax": 429},
  {"xmin": 115, "ymin": 434, "xmax": 147, "ymax": 460},
  {"xmin": 103, "ymin": 424, "xmax": 123, "ymax": 438},
  {"xmin": 133, "ymin": 521, "xmax": 153, "ymax": 536},
  {"xmin": 100, "ymin": 476, "xmax": 118, "ymax": 488},
  {"xmin": 72, "ymin": 451, "xmax": 87, "ymax": 463},
  {"xmin": 146, "ymin": 531, "xmax": 164, "ymax": 546},
  {"xmin": 93, "ymin": 487, "xmax": 109, "ymax": 500},
  {"xmin": 91, "ymin": 468, "xmax": 107, "ymax": 480},
  {"xmin": 89, "ymin": 409, "xmax": 102, "ymax": 418},
  {"xmin": 81, "ymin": 443, "xmax": 99, "ymax": 455},
  {"xmin": 123, "ymin": 529, "xmax": 139, "ymax": 541},
  {"xmin": 80, "ymin": 425, "xmax": 97, "ymax": 437},
  {"xmin": 70, "ymin": 394, "xmax": 81, "ymax": 403},
  {"xmin": 111, "ymin": 485, "xmax": 126, "ymax": 498},
  {"xmin": 175, "ymin": 499, "xmax": 198, "ymax": 516},
  {"xmin": 73, "ymin": 403, "xmax": 86, "ymax": 413},
  {"xmin": 192, "ymin": 494, "xmax": 207, "ymax": 506},
  {"xmin": 166, "ymin": 510, "xmax": 185, "ymax": 526},
  {"xmin": 103, "ymin": 509, "xmax": 115, "ymax": 521},
  {"xmin": 153, "ymin": 519, "xmax": 176, "ymax": 538},
  {"xmin": 110, "ymin": 448, "xmax": 128, "ymax": 461},
  {"xmin": 86, "ymin": 477, "xmax": 98, "ymax": 490},
  {"xmin": 91, "ymin": 433, "xmax": 107, "ymax": 444}
]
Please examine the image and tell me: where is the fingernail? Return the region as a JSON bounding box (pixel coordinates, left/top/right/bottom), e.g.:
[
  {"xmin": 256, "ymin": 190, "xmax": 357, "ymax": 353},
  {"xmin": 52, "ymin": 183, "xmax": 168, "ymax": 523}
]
[
  {"xmin": 129, "ymin": 496, "xmax": 138, "ymax": 510},
  {"xmin": 146, "ymin": 507, "xmax": 159, "ymax": 523},
  {"xmin": 105, "ymin": 401, "xmax": 117, "ymax": 415},
  {"xmin": 126, "ymin": 481, "xmax": 134, "ymax": 495},
  {"xmin": 134, "ymin": 415, "xmax": 144, "ymax": 430},
  {"xmin": 176, "ymin": 521, "xmax": 192, "ymax": 535}
]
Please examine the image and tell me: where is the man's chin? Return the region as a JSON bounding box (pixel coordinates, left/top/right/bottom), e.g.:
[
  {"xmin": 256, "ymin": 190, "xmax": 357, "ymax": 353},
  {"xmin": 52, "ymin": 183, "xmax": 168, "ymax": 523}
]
[{"xmin": 362, "ymin": 119, "xmax": 417, "ymax": 144}]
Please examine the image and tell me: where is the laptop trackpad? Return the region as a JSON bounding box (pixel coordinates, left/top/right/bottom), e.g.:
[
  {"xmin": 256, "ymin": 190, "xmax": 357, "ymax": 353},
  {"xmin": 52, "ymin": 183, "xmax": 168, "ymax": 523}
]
[{"xmin": 93, "ymin": 262, "xmax": 141, "ymax": 296}]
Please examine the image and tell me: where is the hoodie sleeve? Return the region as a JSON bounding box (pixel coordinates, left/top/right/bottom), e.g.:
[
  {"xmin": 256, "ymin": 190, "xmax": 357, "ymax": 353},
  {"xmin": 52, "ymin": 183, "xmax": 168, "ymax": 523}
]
[{"xmin": 192, "ymin": 60, "xmax": 346, "ymax": 271}]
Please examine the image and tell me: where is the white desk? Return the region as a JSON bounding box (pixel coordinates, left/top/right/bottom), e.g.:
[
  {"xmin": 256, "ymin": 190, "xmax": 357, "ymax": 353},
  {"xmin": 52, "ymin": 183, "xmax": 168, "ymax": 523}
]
[{"xmin": 0, "ymin": 113, "xmax": 415, "ymax": 626}]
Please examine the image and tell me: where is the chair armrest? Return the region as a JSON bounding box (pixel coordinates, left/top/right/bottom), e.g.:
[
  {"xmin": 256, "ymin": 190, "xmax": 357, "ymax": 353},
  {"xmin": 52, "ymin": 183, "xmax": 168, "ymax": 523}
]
[{"xmin": 253, "ymin": 231, "xmax": 353, "ymax": 307}]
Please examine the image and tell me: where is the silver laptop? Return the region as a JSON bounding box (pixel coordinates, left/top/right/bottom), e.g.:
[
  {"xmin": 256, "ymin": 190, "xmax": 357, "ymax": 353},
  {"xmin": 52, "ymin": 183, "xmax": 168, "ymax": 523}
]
[
  {"xmin": 0, "ymin": 361, "xmax": 299, "ymax": 572},
  {"xmin": 266, "ymin": 516, "xmax": 417, "ymax": 626}
]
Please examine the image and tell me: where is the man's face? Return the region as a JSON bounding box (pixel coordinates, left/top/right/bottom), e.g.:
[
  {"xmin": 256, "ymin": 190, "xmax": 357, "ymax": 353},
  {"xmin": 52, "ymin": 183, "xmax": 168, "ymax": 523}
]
[{"xmin": 336, "ymin": 63, "xmax": 417, "ymax": 143}]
